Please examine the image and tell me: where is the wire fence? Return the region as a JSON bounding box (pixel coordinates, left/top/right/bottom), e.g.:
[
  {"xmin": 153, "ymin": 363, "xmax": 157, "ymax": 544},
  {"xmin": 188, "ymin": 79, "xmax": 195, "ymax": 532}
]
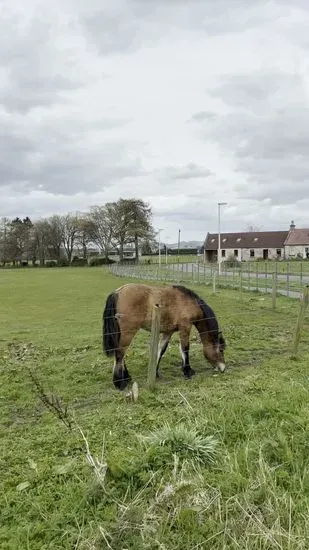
[
  {"xmin": 109, "ymin": 261, "xmax": 309, "ymax": 299},
  {"xmin": 2, "ymin": 263, "xmax": 309, "ymax": 429}
]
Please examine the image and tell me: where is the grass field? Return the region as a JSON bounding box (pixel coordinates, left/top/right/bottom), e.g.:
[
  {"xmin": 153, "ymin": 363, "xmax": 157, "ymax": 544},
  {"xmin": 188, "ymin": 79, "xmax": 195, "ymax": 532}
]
[
  {"xmin": 139, "ymin": 254, "xmax": 200, "ymax": 264},
  {"xmin": 111, "ymin": 262, "xmax": 306, "ymax": 296},
  {"xmin": 140, "ymin": 255, "xmax": 309, "ymax": 276},
  {"xmin": 1, "ymin": 267, "xmax": 309, "ymax": 549}
]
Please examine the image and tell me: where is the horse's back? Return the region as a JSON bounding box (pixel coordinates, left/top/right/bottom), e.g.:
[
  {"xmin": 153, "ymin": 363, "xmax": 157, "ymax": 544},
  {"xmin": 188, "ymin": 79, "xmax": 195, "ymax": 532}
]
[{"xmin": 115, "ymin": 283, "xmax": 199, "ymax": 332}]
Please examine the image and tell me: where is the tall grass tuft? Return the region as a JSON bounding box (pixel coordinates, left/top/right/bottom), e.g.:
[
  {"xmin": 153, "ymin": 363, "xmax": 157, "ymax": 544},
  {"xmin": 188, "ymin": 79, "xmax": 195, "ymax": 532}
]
[{"xmin": 138, "ymin": 422, "xmax": 219, "ymax": 467}]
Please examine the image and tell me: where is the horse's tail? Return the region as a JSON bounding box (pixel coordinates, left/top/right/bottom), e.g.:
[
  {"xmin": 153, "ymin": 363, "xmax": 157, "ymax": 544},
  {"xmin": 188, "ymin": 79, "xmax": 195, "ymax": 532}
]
[{"xmin": 103, "ymin": 292, "xmax": 120, "ymax": 357}]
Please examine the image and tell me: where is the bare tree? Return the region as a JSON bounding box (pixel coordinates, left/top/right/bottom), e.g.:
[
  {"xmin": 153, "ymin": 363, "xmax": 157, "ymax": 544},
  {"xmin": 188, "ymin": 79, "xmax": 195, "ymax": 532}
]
[
  {"xmin": 31, "ymin": 220, "xmax": 51, "ymax": 266},
  {"xmin": 245, "ymin": 224, "xmax": 262, "ymax": 232},
  {"xmin": 88, "ymin": 205, "xmax": 115, "ymax": 259},
  {"xmin": 60, "ymin": 213, "xmax": 81, "ymax": 263},
  {"xmin": 0, "ymin": 217, "xmax": 10, "ymax": 266},
  {"xmin": 74, "ymin": 215, "xmax": 94, "ymax": 260},
  {"xmin": 45, "ymin": 215, "xmax": 64, "ymax": 261}
]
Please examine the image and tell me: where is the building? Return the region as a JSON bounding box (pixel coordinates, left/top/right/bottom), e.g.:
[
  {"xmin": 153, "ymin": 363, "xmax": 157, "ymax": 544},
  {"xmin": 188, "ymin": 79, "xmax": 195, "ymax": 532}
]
[
  {"xmin": 284, "ymin": 222, "xmax": 309, "ymax": 259},
  {"xmin": 204, "ymin": 228, "xmax": 289, "ymax": 262}
]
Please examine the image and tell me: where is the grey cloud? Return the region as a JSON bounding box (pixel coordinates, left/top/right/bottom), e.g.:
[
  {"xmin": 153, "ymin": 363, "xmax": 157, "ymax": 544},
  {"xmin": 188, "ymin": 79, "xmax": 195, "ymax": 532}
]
[
  {"xmin": 80, "ymin": 0, "xmax": 272, "ymax": 57},
  {"xmin": 0, "ymin": 111, "xmax": 144, "ymax": 194},
  {"xmin": 163, "ymin": 163, "xmax": 213, "ymax": 181},
  {"xmin": 0, "ymin": 5, "xmax": 85, "ymax": 113},
  {"xmin": 192, "ymin": 71, "xmax": 309, "ymax": 204},
  {"xmin": 81, "ymin": 2, "xmax": 142, "ymax": 56},
  {"xmin": 190, "ymin": 111, "xmax": 218, "ymax": 122},
  {"xmin": 207, "ymin": 72, "xmax": 308, "ymax": 112}
]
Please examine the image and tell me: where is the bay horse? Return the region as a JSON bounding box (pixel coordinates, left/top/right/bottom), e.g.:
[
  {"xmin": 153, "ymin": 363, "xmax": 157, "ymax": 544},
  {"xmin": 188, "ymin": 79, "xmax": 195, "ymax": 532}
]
[{"xmin": 102, "ymin": 283, "xmax": 226, "ymax": 390}]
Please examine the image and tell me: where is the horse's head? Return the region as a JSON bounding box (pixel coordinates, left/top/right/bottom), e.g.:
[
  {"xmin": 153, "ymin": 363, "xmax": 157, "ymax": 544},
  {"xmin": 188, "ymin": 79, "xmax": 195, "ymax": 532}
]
[{"xmin": 203, "ymin": 330, "xmax": 226, "ymax": 372}]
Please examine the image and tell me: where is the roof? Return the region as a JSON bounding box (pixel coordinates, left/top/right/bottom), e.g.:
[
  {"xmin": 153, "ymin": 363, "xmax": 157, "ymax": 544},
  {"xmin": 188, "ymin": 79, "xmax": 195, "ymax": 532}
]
[
  {"xmin": 204, "ymin": 231, "xmax": 289, "ymax": 250},
  {"xmin": 284, "ymin": 228, "xmax": 309, "ymax": 246}
]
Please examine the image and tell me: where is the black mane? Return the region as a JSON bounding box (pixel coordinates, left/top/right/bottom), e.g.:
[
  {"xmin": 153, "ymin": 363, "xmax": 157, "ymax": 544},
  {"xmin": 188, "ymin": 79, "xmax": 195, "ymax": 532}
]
[{"xmin": 172, "ymin": 284, "xmax": 222, "ymax": 344}]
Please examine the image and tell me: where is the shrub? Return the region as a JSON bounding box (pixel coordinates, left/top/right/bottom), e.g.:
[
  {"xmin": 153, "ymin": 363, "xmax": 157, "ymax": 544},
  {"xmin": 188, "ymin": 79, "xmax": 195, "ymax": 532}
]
[
  {"xmin": 89, "ymin": 257, "xmax": 115, "ymax": 266},
  {"xmin": 71, "ymin": 257, "xmax": 88, "ymax": 267},
  {"xmin": 119, "ymin": 258, "xmax": 137, "ymax": 264},
  {"xmin": 45, "ymin": 260, "xmax": 57, "ymax": 268},
  {"xmin": 223, "ymin": 255, "xmax": 240, "ymax": 268},
  {"xmin": 56, "ymin": 258, "xmax": 70, "ymax": 267}
]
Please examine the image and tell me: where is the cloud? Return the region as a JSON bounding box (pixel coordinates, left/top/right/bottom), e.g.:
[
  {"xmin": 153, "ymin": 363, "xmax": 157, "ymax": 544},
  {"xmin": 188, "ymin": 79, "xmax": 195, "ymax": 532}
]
[
  {"xmin": 1, "ymin": 0, "xmax": 309, "ymax": 242},
  {"xmin": 159, "ymin": 163, "xmax": 213, "ymax": 181},
  {"xmin": 192, "ymin": 69, "xmax": 309, "ymax": 205}
]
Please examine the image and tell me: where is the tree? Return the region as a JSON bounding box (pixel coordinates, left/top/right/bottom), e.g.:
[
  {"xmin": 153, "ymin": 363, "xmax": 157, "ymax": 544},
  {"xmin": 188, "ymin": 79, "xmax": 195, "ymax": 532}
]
[
  {"xmin": 245, "ymin": 224, "xmax": 262, "ymax": 232},
  {"xmin": 141, "ymin": 239, "xmax": 153, "ymax": 256},
  {"xmin": 6, "ymin": 217, "xmax": 33, "ymax": 265},
  {"xmin": 75, "ymin": 215, "xmax": 94, "ymax": 260},
  {"xmin": 111, "ymin": 198, "xmax": 154, "ymax": 260},
  {"xmin": 60, "ymin": 214, "xmax": 81, "ymax": 263},
  {"xmin": 88, "ymin": 205, "xmax": 115, "ymax": 259},
  {"xmin": 0, "ymin": 217, "xmax": 10, "ymax": 266},
  {"xmin": 45, "ymin": 215, "xmax": 64, "ymax": 261},
  {"xmin": 31, "ymin": 219, "xmax": 51, "ymax": 266}
]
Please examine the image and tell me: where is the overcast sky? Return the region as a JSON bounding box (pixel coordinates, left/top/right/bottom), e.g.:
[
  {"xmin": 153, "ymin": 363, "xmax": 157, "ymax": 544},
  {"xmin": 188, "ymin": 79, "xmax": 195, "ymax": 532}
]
[{"xmin": 1, "ymin": 0, "xmax": 309, "ymax": 243}]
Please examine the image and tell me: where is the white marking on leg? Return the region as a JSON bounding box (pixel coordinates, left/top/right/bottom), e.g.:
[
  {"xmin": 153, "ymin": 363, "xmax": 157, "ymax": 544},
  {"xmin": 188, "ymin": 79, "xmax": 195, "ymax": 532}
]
[
  {"xmin": 157, "ymin": 335, "xmax": 171, "ymax": 364},
  {"xmin": 179, "ymin": 343, "xmax": 186, "ymax": 365},
  {"xmin": 218, "ymin": 362, "xmax": 226, "ymax": 372}
]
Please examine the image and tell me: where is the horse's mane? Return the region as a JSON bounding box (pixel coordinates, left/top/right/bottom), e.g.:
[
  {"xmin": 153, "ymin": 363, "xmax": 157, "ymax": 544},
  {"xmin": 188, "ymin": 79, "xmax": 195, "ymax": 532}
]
[{"xmin": 172, "ymin": 284, "xmax": 221, "ymax": 344}]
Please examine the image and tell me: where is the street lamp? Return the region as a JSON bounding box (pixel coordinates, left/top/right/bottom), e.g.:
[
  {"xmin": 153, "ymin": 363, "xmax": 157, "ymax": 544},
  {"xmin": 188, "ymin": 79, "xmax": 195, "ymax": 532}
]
[
  {"xmin": 157, "ymin": 228, "xmax": 164, "ymax": 267},
  {"xmin": 177, "ymin": 229, "xmax": 181, "ymax": 264},
  {"xmin": 218, "ymin": 202, "xmax": 227, "ymax": 275},
  {"xmin": 164, "ymin": 235, "xmax": 169, "ymax": 264}
]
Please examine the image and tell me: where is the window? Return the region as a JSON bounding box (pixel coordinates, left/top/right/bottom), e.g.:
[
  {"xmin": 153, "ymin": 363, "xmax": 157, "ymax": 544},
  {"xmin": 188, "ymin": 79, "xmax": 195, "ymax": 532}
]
[
  {"xmin": 250, "ymin": 249, "xmax": 255, "ymax": 257},
  {"xmin": 276, "ymin": 249, "xmax": 281, "ymax": 257},
  {"xmin": 221, "ymin": 250, "xmax": 226, "ymax": 257},
  {"xmin": 234, "ymin": 249, "xmax": 238, "ymax": 257}
]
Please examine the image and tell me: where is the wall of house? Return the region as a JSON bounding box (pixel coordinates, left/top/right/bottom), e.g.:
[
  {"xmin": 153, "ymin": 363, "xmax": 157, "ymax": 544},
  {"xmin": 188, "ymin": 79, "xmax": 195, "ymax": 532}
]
[
  {"xmin": 285, "ymin": 245, "xmax": 309, "ymax": 259},
  {"xmin": 220, "ymin": 247, "xmax": 284, "ymax": 261},
  {"xmin": 243, "ymin": 247, "xmax": 284, "ymax": 261}
]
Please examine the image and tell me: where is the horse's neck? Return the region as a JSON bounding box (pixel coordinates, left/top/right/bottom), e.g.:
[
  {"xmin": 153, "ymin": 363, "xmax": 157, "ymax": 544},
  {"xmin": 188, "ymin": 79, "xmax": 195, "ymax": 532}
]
[{"xmin": 195, "ymin": 319, "xmax": 209, "ymax": 343}]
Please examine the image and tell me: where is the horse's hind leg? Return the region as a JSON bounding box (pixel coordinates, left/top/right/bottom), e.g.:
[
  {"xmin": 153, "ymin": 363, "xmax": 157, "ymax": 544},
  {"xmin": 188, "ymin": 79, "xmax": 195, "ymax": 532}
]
[
  {"xmin": 156, "ymin": 332, "xmax": 173, "ymax": 378},
  {"xmin": 113, "ymin": 330, "xmax": 136, "ymax": 391},
  {"xmin": 179, "ymin": 326, "xmax": 195, "ymax": 379}
]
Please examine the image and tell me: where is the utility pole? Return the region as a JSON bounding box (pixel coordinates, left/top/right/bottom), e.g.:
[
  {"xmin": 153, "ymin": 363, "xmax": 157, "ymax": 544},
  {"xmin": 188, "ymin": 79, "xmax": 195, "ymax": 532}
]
[{"xmin": 218, "ymin": 202, "xmax": 227, "ymax": 275}]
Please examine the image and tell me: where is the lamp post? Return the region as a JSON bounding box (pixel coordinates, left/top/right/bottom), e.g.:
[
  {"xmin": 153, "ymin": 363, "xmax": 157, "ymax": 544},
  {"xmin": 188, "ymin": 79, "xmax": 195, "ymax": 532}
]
[
  {"xmin": 157, "ymin": 228, "xmax": 164, "ymax": 267},
  {"xmin": 218, "ymin": 202, "xmax": 227, "ymax": 275},
  {"xmin": 177, "ymin": 229, "xmax": 181, "ymax": 264},
  {"xmin": 165, "ymin": 237, "xmax": 169, "ymax": 264}
]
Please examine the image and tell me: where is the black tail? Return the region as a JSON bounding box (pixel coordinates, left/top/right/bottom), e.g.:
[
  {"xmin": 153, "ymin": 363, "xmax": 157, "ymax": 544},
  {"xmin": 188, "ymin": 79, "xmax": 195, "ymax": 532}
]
[{"xmin": 103, "ymin": 292, "xmax": 120, "ymax": 357}]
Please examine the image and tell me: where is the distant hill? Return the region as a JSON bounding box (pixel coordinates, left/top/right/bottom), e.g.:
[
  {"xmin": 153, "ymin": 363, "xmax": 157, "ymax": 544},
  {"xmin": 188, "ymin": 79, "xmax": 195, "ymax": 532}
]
[{"xmin": 167, "ymin": 241, "xmax": 203, "ymax": 250}]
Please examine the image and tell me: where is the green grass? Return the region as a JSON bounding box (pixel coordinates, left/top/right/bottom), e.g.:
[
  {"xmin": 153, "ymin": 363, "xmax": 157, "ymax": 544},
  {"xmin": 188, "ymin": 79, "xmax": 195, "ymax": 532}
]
[
  {"xmin": 1, "ymin": 267, "xmax": 309, "ymax": 549},
  {"xmin": 140, "ymin": 253, "xmax": 200, "ymax": 264},
  {"xmin": 111, "ymin": 262, "xmax": 306, "ymax": 296},
  {"xmin": 139, "ymin": 255, "xmax": 309, "ymax": 276}
]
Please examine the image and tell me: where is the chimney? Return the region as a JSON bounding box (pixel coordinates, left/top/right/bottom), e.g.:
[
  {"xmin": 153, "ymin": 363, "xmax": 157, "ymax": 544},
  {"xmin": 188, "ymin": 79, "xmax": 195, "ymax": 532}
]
[{"xmin": 290, "ymin": 220, "xmax": 295, "ymax": 230}]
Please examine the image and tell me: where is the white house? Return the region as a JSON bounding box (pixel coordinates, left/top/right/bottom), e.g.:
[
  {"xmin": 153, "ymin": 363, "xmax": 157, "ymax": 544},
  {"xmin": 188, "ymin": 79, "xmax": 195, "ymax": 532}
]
[
  {"xmin": 284, "ymin": 224, "xmax": 309, "ymax": 259},
  {"xmin": 204, "ymin": 230, "xmax": 288, "ymax": 262}
]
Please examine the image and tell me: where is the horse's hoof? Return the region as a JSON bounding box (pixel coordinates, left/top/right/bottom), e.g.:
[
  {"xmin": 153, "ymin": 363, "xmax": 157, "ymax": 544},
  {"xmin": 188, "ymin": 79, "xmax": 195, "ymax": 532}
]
[
  {"xmin": 183, "ymin": 368, "xmax": 195, "ymax": 379},
  {"xmin": 113, "ymin": 377, "xmax": 130, "ymax": 391}
]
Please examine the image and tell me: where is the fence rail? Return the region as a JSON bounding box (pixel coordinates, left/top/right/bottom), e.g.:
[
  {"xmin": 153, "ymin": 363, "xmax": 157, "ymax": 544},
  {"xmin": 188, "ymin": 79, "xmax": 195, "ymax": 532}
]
[{"xmin": 109, "ymin": 261, "xmax": 309, "ymax": 301}]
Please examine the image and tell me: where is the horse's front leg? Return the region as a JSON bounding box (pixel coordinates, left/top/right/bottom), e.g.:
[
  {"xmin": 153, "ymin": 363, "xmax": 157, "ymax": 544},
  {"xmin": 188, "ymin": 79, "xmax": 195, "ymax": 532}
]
[
  {"xmin": 179, "ymin": 326, "xmax": 195, "ymax": 379},
  {"xmin": 156, "ymin": 332, "xmax": 173, "ymax": 378},
  {"xmin": 113, "ymin": 330, "xmax": 136, "ymax": 390}
]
